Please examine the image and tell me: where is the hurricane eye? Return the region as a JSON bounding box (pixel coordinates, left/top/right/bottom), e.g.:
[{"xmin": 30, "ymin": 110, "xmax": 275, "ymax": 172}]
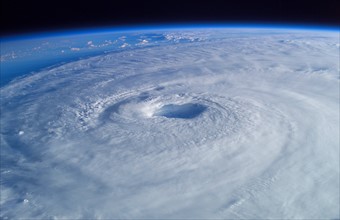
[{"xmin": 153, "ymin": 103, "xmax": 207, "ymax": 119}]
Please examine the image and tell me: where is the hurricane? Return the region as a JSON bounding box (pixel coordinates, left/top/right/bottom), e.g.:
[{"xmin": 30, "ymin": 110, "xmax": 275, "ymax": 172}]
[{"xmin": 0, "ymin": 27, "xmax": 339, "ymax": 219}]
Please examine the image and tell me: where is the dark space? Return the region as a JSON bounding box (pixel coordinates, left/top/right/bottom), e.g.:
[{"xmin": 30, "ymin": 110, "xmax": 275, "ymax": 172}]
[{"xmin": 1, "ymin": 0, "xmax": 339, "ymax": 36}]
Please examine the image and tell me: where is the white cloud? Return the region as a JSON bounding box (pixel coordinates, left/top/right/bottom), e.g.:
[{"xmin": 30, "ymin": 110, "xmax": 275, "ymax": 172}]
[
  {"xmin": 0, "ymin": 29, "xmax": 339, "ymax": 219},
  {"xmin": 70, "ymin": 47, "xmax": 80, "ymax": 51}
]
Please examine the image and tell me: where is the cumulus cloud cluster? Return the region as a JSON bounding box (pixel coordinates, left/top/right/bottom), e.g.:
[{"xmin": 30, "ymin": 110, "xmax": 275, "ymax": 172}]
[{"xmin": 0, "ymin": 29, "xmax": 339, "ymax": 219}]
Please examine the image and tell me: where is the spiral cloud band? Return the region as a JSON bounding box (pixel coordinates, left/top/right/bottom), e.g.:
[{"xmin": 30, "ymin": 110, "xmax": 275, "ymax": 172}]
[{"xmin": 1, "ymin": 29, "xmax": 339, "ymax": 219}]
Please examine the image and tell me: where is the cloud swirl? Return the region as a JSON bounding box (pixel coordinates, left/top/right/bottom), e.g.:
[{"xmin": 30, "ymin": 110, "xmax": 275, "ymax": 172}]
[{"xmin": 1, "ymin": 29, "xmax": 339, "ymax": 219}]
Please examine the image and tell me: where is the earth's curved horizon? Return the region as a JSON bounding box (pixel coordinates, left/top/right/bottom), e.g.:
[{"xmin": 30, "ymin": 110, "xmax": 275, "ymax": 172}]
[
  {"xmin": 0, "ymin": 25, "xmax": 339, "ymax": 219},
  {"xmin": 1, "ymin": 24, "xmax": 338, "ymax": 86}
]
